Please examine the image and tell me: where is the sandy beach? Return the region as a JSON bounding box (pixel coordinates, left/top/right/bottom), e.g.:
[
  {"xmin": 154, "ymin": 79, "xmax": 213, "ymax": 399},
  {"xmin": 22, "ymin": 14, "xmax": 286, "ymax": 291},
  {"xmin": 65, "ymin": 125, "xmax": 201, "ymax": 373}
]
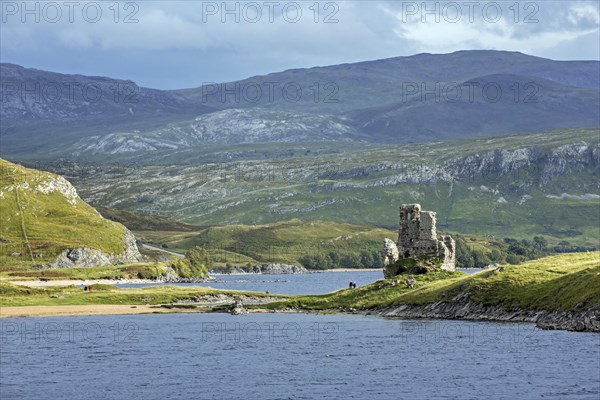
[
  {"xmin": 8, "ymin": 279, "xmax": 163, "ymax": 288},
  {"xmin": 0, "ymin": 304, "xmax": 210, "ymax": 318},
  {"xmin": 317, "ymin": 268, "xmax": 380, "ymax": 273}
]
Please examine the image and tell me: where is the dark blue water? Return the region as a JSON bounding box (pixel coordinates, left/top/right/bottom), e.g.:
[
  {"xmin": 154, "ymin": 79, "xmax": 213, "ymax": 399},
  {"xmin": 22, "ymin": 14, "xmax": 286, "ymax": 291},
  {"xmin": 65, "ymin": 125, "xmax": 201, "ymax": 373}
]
[
  {"xmin": 116, "ymin": 271, "xmax": 383, "ymax": 295},
  {"xmin": 115, "ymin": 270, "xmax": 482, "ymax": 295},
  {"xmin": 1, "ymin": 313, "xmax": 598, "ymax": 400}
]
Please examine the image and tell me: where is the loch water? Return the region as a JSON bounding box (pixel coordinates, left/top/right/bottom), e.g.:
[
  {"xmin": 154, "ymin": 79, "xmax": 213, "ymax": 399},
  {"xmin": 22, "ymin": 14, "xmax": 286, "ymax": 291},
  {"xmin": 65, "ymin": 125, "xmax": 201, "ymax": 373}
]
[
  {"xmin": 1, "ymin": 312, "xmax": 599, "ymax": 400},
  {"xmin": 114, "ymin": 270, "xmax": 484, "ymax": 295},
  {"xmin": 2, "ymin": 270, "xmax": 598, "ymax": 399},
  {"xmin": 115, "ymin": 270, "xmax": 383, "ymax": 295}
]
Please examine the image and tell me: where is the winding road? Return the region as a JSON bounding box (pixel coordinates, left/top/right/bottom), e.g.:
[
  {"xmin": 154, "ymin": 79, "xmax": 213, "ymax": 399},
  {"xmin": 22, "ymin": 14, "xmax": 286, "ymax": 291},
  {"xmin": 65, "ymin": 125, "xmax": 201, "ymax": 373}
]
[{"xmin": 141, "ymin": 244, "xmax": 185, "ymax": 258}]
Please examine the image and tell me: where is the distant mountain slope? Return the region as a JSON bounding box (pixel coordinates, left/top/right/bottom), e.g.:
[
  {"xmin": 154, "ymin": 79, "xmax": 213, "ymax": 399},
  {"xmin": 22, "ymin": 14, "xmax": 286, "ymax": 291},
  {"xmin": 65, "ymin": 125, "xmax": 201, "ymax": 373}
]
[
  {"xmin": 72, "ymin": 128, "xmax": 600, "ymax": 247},
  {"xmin": 0, "ymin": 63, "xmax": 214, "ymax": 156},
  {"xmin": 0, "ymin": 159, "xmax": 141, "ymax": 269},
  {"xmin": 68, "ymin": 109, "xmax": 362, "ymax": 154},
  {"xmin": 1, "ymin": 50, "xmax": 598, "ymax": 159},
  {"xmin": 350, "ymin": 74, "xmax": 600, "ymax": 142},
  {"xmin": 178, "ymin": 50, "xmax": 600, "ymax": 113},
  {"xmin": 0, "ymin": 63, "xmax": 211, "ymax": 122}
]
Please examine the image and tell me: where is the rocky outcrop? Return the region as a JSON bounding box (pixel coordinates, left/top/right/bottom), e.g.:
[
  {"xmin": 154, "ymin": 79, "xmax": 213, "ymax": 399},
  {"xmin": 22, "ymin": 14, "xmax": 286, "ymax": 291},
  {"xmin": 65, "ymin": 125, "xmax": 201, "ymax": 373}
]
[
  {"xmin": 230, "ymin": 300, "xmax": 247, "ymax": 315},
  {"xmin": 154, "ymin": 266, "xmax": 213, "ymax": 283},
  {"xmin": 35, "ymin": 176, "xmax": 79, "ymax": 206},
  {"xmin": 44, "ymin": 230, "xmax": 142, "ymax": 269},
  {"xmin": 376, "ymin": 299, "xmax": 600, "ymax": 333},
  {"xmin": 383, "ymin": 238, "xmax": 399, "ymax": 267},
  {"xmin": 251, "ymin": 263, "xmax": 307, "ymax": 274},
  {"xmin": 446, "ymin": 141, "xmax": 600, "ymax": 188},
  {"xmin": 216, "ymin": 263, "xmax": 307, "ymax": 274}
]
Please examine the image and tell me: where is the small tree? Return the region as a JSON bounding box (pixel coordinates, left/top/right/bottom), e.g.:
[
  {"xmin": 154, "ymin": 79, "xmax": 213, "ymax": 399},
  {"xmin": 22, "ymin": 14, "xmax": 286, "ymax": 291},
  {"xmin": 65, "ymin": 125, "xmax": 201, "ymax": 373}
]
[
  {"xmin": 186, "ymin": 246, "xmax": 212, "ymax": 270},
  {"xmin": 172, "ymin": 246, "xmax": 210, "ymax": 278},
  {"xmin": 532, "ymin": 236, "xmax": 548, "ymax": 251}
]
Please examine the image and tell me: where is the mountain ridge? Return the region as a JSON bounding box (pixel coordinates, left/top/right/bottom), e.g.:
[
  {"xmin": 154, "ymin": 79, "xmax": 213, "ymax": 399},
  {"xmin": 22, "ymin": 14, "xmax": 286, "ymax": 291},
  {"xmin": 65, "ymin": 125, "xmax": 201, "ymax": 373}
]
[{"xmin": 1, "ymin": 50, "xmax": 598, "ymax": 160}]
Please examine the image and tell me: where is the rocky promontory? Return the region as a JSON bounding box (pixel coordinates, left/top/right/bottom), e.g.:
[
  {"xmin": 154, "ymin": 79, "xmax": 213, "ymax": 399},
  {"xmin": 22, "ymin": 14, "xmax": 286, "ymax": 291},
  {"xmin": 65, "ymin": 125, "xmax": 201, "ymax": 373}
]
[
  {"xmin": 215, "ymin": 263, "xmax": 307, "ymax": 274},
  {"xmin": 375, "ymin": 297, "xmax": 600, "ymax": 333}
]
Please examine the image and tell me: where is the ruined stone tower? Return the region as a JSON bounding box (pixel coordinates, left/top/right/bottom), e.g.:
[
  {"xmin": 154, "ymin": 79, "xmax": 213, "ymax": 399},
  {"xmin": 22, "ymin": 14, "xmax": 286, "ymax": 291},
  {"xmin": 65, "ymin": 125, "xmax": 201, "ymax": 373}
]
[{"xmin": 383, "ymin": 204, "xmax": 455, "ymax": 277}]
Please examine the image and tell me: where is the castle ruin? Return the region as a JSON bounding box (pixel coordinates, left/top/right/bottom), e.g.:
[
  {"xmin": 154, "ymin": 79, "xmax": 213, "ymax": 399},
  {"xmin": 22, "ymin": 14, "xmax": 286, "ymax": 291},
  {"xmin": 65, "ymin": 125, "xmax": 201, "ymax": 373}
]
[{"xmin": 383, "ymin": 204, "xmax": 455, "ymax": 278}]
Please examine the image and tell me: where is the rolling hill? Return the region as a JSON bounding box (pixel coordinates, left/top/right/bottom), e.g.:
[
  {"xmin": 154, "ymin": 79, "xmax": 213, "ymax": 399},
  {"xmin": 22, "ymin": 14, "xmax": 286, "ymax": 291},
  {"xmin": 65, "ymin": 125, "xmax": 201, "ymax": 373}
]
[{"xmin": 0, "ymin": 159, "xmax": 141, "ymax": 270}]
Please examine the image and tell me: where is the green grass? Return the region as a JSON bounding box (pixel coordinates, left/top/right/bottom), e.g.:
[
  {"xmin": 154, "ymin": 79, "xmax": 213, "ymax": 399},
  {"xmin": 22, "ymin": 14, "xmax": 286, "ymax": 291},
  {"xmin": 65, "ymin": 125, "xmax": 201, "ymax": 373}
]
[
  {"xmin": 2, "ymin": 252, "xmax": 597, "ymax": 315},
  {"xmin": 0, "ymin": 159, "xmax": 131, "ymax": 270},
  {"xmin": 0, "ymin": 281, "xmax": 282, "ymax": 307},
  {"xmin": 95, "ymin": 205, "xmax": 206, "ymax": 232},
  {"xmin": 1, "ymin": 263, "xmax": 171, "ymax": 281},
  {"xmin": 135, "ymin": 219, "xmax": 396, "ymax": 267},
  {"xmin": 263, "ymin": 252, "xmax": 600, "ymax": 313}
]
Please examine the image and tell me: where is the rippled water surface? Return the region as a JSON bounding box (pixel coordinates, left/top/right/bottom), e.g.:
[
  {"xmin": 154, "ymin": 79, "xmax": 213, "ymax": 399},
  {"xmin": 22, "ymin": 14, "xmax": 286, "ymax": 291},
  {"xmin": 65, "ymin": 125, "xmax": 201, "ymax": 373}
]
[
  {"xmin": 115, "ymin": 269, "xmax": 482, "ymax": 295},
  {"xmin": 116, "ymin": 271, "xmax": 383, "ymax": 294},
  {"xmin": 1, "ymin": 313, "xmax": 599, "ymax": 400}
]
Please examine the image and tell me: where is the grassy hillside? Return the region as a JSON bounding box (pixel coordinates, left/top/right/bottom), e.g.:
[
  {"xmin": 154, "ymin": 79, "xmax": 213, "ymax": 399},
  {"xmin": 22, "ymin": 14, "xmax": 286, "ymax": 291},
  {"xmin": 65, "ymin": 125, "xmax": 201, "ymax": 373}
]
[
  {"xmin": 95, "ymin": 205, "xmax": 205, "ymax": 232},
  {"xmin": 135, "ymin": 219, "xmax": 396, "ymax": 268},
  {"xmin": 265, "ymin": 252, "xmax": 600, "ymax": 312},
  {"xmin": 74, "ymin": 128, "xmax": 600, "ymax": 247},
  {"xmin": 95, "ymin": 206, "xmax": 547, "ymax": 269},
  {"xmin": 0, "ymin": 159, "xmax": 131, "ymax": 270},
  {"xmin": 1, "ymin": 262, "xmax": 170, "ymax": 281}
]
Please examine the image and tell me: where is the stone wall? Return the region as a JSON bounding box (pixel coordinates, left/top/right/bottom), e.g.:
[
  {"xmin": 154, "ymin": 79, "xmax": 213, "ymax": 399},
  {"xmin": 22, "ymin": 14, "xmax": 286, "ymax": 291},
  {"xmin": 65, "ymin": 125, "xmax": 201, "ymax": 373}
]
[{"xmin": 384, "ymin": 204, "xmax": 455, "ymax": 277}]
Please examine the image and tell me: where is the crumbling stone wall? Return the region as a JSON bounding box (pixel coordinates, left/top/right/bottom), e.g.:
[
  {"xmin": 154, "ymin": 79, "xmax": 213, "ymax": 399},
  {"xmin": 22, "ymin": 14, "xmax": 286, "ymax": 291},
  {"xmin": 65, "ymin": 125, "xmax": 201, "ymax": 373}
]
[{"xmin": 384, "ymin": 204, "xmax": 455, "ymax": 277}]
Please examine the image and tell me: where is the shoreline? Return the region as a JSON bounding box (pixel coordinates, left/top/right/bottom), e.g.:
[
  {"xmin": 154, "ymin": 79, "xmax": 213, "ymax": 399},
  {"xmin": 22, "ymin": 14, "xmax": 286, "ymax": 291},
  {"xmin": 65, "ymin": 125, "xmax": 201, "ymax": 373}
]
[
  {"xmin": 0, "ymin": 304, "xmax": 211, "ymax": 318},
  {"xmin": 2, "ymin": 303, "xmax": 598, "ymax": 333},
  {"xmin": 8, "ymin": 279, "xmax": 167, "ymax": 288},
  {"xmin": 8, "ymin": 268, "xmax": 380, "ymax": 287},
  {"xmin": 317, "ymin": 268, "xmax": 379, "ymax": 273},
  {"xmin": 372, "ymin": 301, "xmax": 600, "ymax": 333}
]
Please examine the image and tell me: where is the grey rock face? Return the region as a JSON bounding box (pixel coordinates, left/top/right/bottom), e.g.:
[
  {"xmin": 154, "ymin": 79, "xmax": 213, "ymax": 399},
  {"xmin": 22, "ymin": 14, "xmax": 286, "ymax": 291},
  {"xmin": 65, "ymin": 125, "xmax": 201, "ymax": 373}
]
[
  {"xmin": 378, "ymin": 300, "xmax": 600, "ymax": 333},
  {"xmin": 230, "ymin": 300, "xmax": 247, "ymax": 315},
  {"xmin": 251, "ymin": 263, "xmax": 307, "ymax": 274},
  {"xmin": 44, "ymin": 230, "xmax": 142, "ymax": 269},
  {"xmin": 383, "ymin": 238, "xmax": 399, "ymax": 268},
  {"xmin": 218, "ymin": 263, "xmax": 307, "ymax": 274}
]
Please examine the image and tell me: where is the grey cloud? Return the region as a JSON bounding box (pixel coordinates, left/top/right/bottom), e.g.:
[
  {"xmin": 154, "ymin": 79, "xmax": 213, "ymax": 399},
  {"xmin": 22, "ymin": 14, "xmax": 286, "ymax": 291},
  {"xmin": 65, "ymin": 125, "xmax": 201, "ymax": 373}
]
[{"xmin": 0, "ymin": 0, "xmax": 598, "ymax": 89}]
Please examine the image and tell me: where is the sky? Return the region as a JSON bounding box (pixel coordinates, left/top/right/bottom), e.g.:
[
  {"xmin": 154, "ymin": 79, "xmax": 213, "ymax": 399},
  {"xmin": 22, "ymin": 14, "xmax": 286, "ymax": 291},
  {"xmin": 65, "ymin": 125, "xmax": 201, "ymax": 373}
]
[{"xmin": 1, "ymin": 0, "xmax": 599, "ymax": 89}]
